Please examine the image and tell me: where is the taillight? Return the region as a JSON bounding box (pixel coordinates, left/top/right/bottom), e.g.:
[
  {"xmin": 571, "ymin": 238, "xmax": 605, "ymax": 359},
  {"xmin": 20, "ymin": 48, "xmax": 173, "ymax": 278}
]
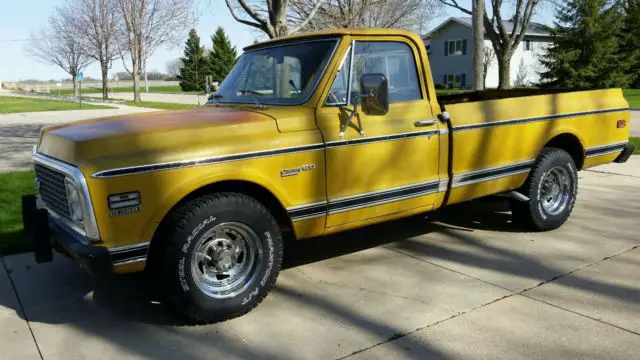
[{"xmin": 617, "ymin": 120, "xmax": 626, "ymax": 128}]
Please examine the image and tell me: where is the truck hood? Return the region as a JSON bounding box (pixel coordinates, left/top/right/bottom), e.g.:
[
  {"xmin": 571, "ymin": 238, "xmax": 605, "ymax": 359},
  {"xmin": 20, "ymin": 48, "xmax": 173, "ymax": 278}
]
[{"xmin": 37, "ymin": 106, "xmax": 279, "ymax": 172}]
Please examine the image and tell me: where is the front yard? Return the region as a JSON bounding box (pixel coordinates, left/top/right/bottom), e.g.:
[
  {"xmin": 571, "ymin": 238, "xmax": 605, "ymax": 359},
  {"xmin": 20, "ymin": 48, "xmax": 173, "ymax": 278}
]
[
  {"xmin": 0, "ymin": 96, "xmax": 114, "ymax": 113},
  {"xmin": 0, "ymin": 171, "xmax": 35, "ymax": 255}
]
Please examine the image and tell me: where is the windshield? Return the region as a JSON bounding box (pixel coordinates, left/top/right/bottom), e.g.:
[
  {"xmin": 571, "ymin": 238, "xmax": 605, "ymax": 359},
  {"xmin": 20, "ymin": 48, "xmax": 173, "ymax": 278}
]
[{"xmin": 211, "ymin": 39, "xmax": 338, "ymax": 105}]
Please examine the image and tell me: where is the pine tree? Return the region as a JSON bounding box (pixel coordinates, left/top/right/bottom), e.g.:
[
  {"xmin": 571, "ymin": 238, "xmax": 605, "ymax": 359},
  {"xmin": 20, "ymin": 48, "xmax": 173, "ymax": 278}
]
[
  {"xmin": 539, "ymin": 0, "xmax": 634, "ymax": 89},
  {"xmin": 209, "ymin": 27, "xmax": 238, "ymax": 83},
  {"xmin": 177, "ymin": 29, "xmax": 209, "ymax": 92},
  {"xmin": 621, "ymin": 0, "xmax": 640, "ymax": 87}
]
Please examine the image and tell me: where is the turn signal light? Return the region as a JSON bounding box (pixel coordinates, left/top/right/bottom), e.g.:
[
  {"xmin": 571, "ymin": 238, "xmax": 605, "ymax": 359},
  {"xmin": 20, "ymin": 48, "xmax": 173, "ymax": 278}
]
[{"xmin": 617, "ymin": 120, "xmax": 626, "ymax": 128}]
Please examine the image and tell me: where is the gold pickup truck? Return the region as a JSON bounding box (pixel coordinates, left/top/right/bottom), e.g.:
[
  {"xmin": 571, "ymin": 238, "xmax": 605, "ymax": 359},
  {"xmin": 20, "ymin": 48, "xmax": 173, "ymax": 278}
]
[{"xmin": 23, "ymin": 29, "xmax": 634, "ymax": 323}]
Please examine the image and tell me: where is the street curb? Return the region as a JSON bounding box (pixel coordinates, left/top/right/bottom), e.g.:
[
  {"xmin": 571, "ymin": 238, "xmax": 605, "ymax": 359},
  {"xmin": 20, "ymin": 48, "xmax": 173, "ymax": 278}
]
[{"xmin": 7, "ymin": 90, "xmax": 125, "ymax": 105}]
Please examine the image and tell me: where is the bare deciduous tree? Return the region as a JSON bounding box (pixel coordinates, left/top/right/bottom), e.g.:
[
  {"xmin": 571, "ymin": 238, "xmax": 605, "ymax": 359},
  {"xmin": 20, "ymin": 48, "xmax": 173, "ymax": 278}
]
[
  {"xmin": 116, "ymin": 0, "xmax": 196, "ymax": 101},
  {"xmin": 224, "ymin": 0, "xmax": 326, "ymax": 38},
  {"xmin": 483, "ymin": 45, "xmax": 495, "ymax": 87},
  {"xmin": 60, "ymin": 0, "xmax": 119, "ymax": 99},
  {"xmin": 471, "ymin": 0, "xmax": 485, "ymax": 90},
  {"xmin": 290, "ymin": 0, "xmax": 441, "ymax": 32},
  {"xmin": 27, "ymin": 10, "xmax": 93, "ymax": 96},
  {"xmin": 440, "ymin": 0, "xmax": 542, "ymax": 89},
  {"xmin": 166, "ymin": 58, "xmax": 182, "ymax": 80}
]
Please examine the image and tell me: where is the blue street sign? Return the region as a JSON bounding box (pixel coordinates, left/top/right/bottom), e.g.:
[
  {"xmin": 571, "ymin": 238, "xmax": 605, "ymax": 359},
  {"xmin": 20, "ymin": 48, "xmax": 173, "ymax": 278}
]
[{"xmin": 76, "ymin": 72, "xmax": 84, "ymax": 81}]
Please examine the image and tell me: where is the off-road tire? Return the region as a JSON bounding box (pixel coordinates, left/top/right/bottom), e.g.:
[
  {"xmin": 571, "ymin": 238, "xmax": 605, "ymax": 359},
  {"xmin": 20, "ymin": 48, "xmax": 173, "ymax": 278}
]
[
  {"xmin": 510, "ymin": 148, "xmax": 578, "ymax": 231},
  {"xmin": 156, "ymin": 192, "xmax": 283, "ymax": 324}
]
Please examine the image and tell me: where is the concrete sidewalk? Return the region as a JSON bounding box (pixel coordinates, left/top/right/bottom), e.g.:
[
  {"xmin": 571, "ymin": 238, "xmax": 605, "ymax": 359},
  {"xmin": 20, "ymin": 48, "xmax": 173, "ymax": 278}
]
[{"xmin": 0, "ymin": 162, "xmax": 638, "ymax": 359}]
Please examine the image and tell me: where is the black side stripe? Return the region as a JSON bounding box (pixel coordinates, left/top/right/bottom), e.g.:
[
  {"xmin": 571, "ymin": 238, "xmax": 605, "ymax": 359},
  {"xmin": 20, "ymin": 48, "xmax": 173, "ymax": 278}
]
[
  {"xmin": 454, "ymin": 161, "xmax": 534, "ymax": 186},
  {"xmin": 288, "ymin": 203, "xmax": 327, "ymax": 221},
  {"xmin": 585, "ymin": 143, "xmax": 627, "ymax": 157},
  {"xmin": 328, "ymin": 181, "xmax": 439, "ymax": 213},
  {"xmin": 453, "ymin": 107, "xmax": 628, "ymax": 131}
]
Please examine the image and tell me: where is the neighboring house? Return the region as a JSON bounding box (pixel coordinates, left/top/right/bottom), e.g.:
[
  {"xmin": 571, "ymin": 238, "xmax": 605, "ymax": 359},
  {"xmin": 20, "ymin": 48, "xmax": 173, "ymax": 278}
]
[{"xmin": 426, "ymin": 17, "xmax": 552, "ymax": 89}]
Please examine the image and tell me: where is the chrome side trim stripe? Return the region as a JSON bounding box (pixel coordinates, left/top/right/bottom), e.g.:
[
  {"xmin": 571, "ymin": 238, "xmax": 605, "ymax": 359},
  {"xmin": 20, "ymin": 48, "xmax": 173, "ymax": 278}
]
[
  {"xmin": 93, "ymin": 129, "xmax": 444, "ymax": 178},
  {"xmin": 453, "ymin": 107, "xmax": 629, "ymax": 132},
  {"xmin": 109, "ymin": 242, "xmax": 150, "ymax": 266},
  {"xmin": 328, "ymin": 180, "xmax": 440, "ymax": 214},
  {"xmin": 325, "ymin": 128, "xmax": 439, "ymax": 148},
  {"xmin": 92, "ymin": 143, "xmax": 326, "ymax": 178},
  {"xmin": 286, "ymin": 160, "xmax": 538, "ymax": 222},
  {"xmin": 585, "ymin": 141, "xmax": 628, "ymax": 158}
]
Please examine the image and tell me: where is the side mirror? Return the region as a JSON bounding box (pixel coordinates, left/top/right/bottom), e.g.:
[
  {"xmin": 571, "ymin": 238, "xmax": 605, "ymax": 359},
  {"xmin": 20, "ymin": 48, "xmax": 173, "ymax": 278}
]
[{"xmin": 359, "ymin": 73, "xmax": 389, "ymax": 116}]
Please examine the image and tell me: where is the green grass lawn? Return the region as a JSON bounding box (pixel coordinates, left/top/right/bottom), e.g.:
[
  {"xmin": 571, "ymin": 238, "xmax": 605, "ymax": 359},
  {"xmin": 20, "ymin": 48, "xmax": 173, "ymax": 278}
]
[
  {"xmin": 0, "ymin": 171, "xmax": 35, "ymax": 255},
  {"xmin": 56, "ymin": 85, "xmax": 201, "ymax": 95},
  {"xmin": 0, "ymin": 95, "xmax": 114, "ymax": 113},
  {"xmin": 623, "ymin": 89, "xmax": 640, "ymax": 108},
  {"xmin": 630, "ymin": 137, "xmax": 640, "ymax": 154},
  {"xmin": 123, "ymin": 100, "xmax": 198, "ymax": 110}
]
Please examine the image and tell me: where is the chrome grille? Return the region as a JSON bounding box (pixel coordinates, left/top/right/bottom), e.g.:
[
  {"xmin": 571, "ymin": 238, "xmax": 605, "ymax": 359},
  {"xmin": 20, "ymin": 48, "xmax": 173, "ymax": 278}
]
[{"xmin": 34, "ymin": 163, "xmax": 70, "ymax": 219}]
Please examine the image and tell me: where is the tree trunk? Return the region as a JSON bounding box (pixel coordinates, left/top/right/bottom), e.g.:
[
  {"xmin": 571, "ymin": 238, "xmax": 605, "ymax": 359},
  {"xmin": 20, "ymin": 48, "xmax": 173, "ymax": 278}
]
[
  {"xmin": 144, "ymin": 55, "xmax": 149, "ymax": 92},
  {"xmin": 497, "ymin": 51, "xmax": 512, "ymax": 89},
  {"xmin": 72, "ymin": 77, "xmax": 78, "ymax": 97},
  {"xmin": 472, "ymin": 0, "xmax": 485, "ymax": 90},
  {"xmin": 132, "ymin": 56, "xmax": 141, "ymax": 102},
  {"xmin": 101, "ymin": 61, "xmax": 109, "ymax": 100}
]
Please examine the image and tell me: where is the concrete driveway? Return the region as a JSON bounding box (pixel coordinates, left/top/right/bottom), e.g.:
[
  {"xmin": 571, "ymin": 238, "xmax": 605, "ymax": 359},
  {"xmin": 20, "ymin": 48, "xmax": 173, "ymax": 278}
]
[
  {"xmin": 1, "ymin": 159, "xmax": 639, "ymax": 359},
  {"xmin": 631, "ymin": 110, "xmax": 640, "ymax": 137}
]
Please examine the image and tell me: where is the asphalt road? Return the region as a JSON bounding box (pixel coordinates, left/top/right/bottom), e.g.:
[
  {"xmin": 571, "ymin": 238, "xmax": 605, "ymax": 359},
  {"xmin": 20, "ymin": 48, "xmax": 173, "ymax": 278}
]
[
  {"xmin": 1, "ymin": 160, "xmax": 639, "ymax": 359},
  {"xmin": 0, "ymin": 95, "xmax": 157, "ymax": 173}
]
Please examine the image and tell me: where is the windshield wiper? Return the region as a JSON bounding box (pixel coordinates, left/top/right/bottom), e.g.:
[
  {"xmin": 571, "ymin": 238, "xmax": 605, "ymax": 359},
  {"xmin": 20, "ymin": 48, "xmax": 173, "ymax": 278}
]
[
  {"xmin": 209, "ymin": 94, "xmax": 224, "ymax": 106},
  {"xmin": 238, "ymin": 89, "xmax": 265, "ymax": 109}
]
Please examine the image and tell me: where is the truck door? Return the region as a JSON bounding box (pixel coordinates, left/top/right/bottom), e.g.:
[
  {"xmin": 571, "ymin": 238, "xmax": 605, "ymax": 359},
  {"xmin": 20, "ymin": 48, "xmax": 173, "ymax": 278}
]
[{"xmin": 316, "ymin": 38, "xmax": 442, "ymax": 228}]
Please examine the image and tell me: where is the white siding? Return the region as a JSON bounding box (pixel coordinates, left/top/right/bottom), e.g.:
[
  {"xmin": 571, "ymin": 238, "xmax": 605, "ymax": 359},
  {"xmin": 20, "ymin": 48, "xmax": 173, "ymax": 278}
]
[{"xmin": 482, "ymin": 37, "xmax": 551, "ymax": 88}]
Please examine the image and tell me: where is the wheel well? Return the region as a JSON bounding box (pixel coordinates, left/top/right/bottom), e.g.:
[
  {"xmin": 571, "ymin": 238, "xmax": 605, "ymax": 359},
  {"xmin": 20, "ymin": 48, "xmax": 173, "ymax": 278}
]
[
  {"xmin": 544, "ymin": 133, "xmax": 584, "ymax": 169},
  {"xmin": 147, "ymin": 180, "xmax": 293, "ymax": 269}
]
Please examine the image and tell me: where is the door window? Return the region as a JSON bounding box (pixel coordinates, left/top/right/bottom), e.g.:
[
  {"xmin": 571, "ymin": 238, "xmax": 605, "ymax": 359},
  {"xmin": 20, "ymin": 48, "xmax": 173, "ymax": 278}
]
[{"xmin": 326, "ymin": 41, "xmax": 422, "ymax": 105}]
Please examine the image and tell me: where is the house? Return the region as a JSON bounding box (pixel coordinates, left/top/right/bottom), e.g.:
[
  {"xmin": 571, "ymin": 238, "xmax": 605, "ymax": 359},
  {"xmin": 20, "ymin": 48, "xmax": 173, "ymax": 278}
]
[{"xmin": 425, "ymin": 17, "xmax": 552, "ymax": 89}]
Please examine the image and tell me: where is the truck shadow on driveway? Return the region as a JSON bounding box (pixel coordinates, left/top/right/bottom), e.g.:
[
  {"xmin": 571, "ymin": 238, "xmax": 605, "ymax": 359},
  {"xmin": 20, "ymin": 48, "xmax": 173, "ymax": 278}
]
[{"xmin": 2, "ymin": 194, "xmax": 639, "ymax": 358}]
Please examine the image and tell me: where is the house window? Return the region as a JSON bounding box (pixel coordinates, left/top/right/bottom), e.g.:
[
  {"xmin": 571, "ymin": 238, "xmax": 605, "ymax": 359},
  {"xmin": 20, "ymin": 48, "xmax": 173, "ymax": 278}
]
[
  {"xmin": 443, "ymin": 73, "xmax": 466, "ymax": 88},
  {"xmin": 524, "ymin": 40, "xmax": 533, "ymax": 51},
  {"xmin": 444, "ymin": 39, "xmax": 467, "ymax": 56}
]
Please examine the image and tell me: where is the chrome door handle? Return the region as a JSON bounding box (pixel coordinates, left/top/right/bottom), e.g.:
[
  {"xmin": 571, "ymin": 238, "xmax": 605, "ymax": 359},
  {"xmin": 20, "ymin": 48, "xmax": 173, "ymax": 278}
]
[{"xmin": 414, "ymin": 119, "xmax": 436, "ymax": 127}]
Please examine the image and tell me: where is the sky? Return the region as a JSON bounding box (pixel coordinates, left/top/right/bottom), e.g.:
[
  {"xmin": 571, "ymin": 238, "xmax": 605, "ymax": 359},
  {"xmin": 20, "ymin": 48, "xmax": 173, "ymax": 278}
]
[{"xmin": 0, "ymin": 0, "xmax": 554, "ymax": 82}]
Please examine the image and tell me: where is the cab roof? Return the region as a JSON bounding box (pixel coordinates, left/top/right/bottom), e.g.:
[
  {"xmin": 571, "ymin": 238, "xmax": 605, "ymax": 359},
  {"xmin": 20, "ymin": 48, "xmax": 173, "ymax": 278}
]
[{"xmin": 243, "ymin": 28, "xmax": 423, "ymax": 51}]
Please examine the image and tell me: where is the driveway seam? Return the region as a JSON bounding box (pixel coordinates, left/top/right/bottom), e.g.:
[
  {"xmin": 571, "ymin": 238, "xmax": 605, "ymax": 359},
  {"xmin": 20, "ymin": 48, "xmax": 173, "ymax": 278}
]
[
  {"xmin": 0, "ymin": 256, "xmax": 44, "ymax": 360},
  {"xmin": 342, "ymin": 243, "xmax": 640, "ymax": 359},
  {"xmin": 520, "ymin": 294, "xmax": 640, "ymax": 336},
  {"xmin": 585, "ymin": 169, "xmax": 640, "ymax": 178}
]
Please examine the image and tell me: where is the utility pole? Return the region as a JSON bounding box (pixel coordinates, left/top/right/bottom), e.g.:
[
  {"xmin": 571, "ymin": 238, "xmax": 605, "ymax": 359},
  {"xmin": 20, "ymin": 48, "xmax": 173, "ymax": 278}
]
[{"xmin": 472, "ymin": 0, "xmax": 485, "ymax": 91}]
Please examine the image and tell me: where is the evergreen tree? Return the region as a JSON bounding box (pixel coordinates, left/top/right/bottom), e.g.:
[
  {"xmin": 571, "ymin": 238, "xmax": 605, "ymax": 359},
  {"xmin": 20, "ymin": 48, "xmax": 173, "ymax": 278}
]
[
  {"xmin": 621, "ymin": 0, "xmax": 640, "ymax": 87},
  {"xmin": 539, "ymin": 0, "xmax": 634, "ymax": 89},
  {"xmin": 209, "ymin": 27, "xmax": 238, "ymax": 83},
  {"xmin": 178, "ymin": 29, "xmax": 209, "ymax": 92}
]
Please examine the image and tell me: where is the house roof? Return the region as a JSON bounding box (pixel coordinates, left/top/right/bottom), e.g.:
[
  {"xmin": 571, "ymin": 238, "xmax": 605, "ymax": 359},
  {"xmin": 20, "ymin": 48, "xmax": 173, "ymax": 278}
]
[{"xmin": 429, "ymin": 17, "xmax": 551, "ymax": 37}]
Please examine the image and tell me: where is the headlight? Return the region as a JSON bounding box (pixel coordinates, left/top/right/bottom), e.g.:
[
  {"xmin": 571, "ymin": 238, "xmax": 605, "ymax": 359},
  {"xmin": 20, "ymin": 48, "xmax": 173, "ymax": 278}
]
[{"xmin": 65, "ymin": 179, "xmax": 84, "ymax": 223}]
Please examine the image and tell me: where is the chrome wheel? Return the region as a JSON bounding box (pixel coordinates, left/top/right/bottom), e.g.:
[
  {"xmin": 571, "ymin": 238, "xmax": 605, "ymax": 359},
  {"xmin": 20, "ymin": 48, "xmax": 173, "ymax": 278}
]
[
  {"xmin": 190, "ymin": 222, "xmax": 263, "ymax": 299},
  {"xmin": 538, "ymin": 166, "xmax": 571, "ymax": 216}
]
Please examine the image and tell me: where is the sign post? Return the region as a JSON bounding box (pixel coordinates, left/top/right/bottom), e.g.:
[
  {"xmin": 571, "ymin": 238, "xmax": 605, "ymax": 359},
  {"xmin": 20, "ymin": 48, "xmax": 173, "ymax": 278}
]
[{"xmin": 76, "ymin": 72, "xmax": 84, "ymax": 108}]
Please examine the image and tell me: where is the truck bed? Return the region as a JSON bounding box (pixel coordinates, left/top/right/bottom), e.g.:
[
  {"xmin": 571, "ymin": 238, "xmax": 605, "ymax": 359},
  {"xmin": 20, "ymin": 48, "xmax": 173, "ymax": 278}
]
[{"xmin": 437, "ymin": 88, "xmax": 594, "ymax": 106}]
